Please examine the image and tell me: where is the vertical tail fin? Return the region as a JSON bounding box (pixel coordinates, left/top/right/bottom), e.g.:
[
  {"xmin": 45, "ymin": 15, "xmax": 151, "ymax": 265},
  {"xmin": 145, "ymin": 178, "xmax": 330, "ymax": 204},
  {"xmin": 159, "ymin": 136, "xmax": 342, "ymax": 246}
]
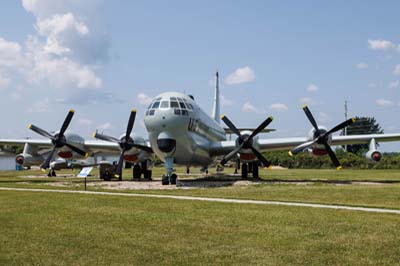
[{"xmin": 211, "ymin": 71, "xmax": 220, "ymax": 124}]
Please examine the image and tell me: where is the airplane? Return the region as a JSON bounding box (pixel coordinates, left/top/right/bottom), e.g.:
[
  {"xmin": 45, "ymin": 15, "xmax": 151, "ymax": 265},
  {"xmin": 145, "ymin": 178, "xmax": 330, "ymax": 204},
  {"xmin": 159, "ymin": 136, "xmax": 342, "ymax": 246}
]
[
  {"xmin": 2, "ymin": 71, "xmax": 400, "ymax": 185},
  {"xmin": 1, "ymin": 110, "xmax": 153, "ymax": 180},
  {"xmin": 142, "ymin": 72, "xmax": 400, "ymax": 185}
]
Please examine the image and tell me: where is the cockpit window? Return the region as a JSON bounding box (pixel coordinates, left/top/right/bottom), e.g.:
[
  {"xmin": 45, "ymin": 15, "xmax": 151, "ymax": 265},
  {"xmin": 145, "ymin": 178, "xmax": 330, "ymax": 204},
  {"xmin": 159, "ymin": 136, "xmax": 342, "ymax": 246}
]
[
  {"xmin": 187, "ymin": 103, "xmax": 193, "ymax": 110},
  {"xmin": 152, "ymin": 101, "xmax": 160, "ymax": 109},
  {"xmin": 170, "ymin": 97, "xmax": 177, "ymax": 101},
  {"xmin": 160, "ymin": 101, "xmax": 169, "ymax": 108},
  {"xmin": 170, "ymin": 101, "xmax": 179, "ymax": 108}
]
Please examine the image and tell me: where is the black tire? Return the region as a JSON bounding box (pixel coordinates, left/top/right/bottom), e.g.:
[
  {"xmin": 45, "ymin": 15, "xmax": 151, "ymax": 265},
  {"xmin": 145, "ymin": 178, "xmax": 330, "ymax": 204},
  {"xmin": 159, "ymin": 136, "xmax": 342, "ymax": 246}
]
[
  {"xmin": 162, "ymin": 175, "xmax": 169, "ymax": 185},
  {"xmin": 170, "ymin": 174, "xmax": 177, "ymax": 185},
  {"xmin": 241, "ymin": 163, "xmax": 248, "ymax": 179},
  {"xmin": 252, "ymin": 162, "xmax": 259, "ymax": 179},
  {"xmin": 133, "ymin": 164, "xmax": 141, "ymax": 180},
  {"xmin": 51, "ymin": 170, "xmax": 56, "ymax": 177},
  {"xmin": 144, "ymin": 170, "xmax": 152, "ymax": 180},
  {"xmin": 186, "ymin": 168, "xmax": 190, "ymax": 174}
]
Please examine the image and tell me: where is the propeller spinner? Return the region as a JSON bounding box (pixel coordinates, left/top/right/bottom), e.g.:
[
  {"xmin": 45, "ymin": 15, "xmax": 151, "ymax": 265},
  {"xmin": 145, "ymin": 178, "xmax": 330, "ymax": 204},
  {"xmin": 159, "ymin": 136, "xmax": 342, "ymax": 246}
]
[
  {"xmin": 28, "ymin": 109, "xmax": 88, "ymax": 170},
  {"xmin": 289, "ymin": 105, "xmax": 355, "ymax": 169},
  {"xmin": 218, "ymin": 115, "xmax": 273, "ymax": 168}
]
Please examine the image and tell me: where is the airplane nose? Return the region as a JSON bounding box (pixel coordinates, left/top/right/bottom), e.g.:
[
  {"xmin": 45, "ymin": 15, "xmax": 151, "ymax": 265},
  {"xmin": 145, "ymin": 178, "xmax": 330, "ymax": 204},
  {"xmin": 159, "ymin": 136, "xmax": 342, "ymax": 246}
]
[{"xmin": 157, "ymin": 132, "xmax": 176, "ymax": 153}]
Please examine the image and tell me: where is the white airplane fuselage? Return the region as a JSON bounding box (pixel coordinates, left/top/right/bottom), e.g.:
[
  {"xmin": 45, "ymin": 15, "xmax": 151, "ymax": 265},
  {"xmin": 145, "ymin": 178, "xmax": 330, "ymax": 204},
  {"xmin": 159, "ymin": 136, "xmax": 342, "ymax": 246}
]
[{"xmin": 144, "ymin": 92, "xmax": 226, "ymax": 167}]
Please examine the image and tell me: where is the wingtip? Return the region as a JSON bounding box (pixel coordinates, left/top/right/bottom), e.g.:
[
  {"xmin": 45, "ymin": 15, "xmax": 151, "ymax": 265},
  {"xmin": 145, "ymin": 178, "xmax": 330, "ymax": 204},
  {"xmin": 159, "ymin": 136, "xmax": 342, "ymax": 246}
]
[
  {"xmin": 69, "ymin": 109, "xmax": 75, "ymax": 113},
  {"xmin": 301, "ymin": 104, "xmax": 308, "ymax": 109},
  {"xmin": 288, "ymin": 151, "xmax": 293, "ymax": 157},
  {"xmin": 336, "ymin": 165, "xmax": 343, "ymax": 170},
  {"xmin": 269, "ymin": 115, "xmax": 274, "ymax": 121},
  {"xmin": 267, "ymin": 165, "xmax": 273, "ymax": 170},
  {"xmin": 220, "ymin": 114, "xmax": 225, "ymax": 119},
  {"xmin": 92, "ymin": 132, "xmax": 97, "ymax": 138},
  {"xmin": 131, "ymin": 108, "xmax": 137, "ymax": 113},
  {"xmin": 27, "ymin": 124, "xmax": 32, "ymax": 129},
  {"xmin": 351, "ymin": 117, "xmax": 356, "ymax": 123},
  {"xmin": 40, "ymin": 168, "xmax": 46, "ymax": 173},
  {"xmin": 84, "ymin": 153, "xmax": 89, "ymax": 158}
]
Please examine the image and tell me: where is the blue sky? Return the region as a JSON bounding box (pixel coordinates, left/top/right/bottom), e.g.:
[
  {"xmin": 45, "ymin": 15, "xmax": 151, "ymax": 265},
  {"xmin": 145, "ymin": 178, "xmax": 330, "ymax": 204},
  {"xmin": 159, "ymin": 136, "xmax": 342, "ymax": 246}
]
[{"xmin": 1, "ymin": 0, "xmax": 400, "ymax": 151}]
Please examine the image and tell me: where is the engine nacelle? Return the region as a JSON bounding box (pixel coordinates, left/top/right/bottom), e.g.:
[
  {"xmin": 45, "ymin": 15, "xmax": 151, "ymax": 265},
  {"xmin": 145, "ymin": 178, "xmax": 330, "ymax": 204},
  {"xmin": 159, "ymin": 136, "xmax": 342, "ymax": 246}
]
[
  {"xmin": 15, "ymin": 153, "xmax": 44, "ymax": 167},
  {"xmin": 365, "ymin": 150, "xmax": 382, "ymax": 162}
]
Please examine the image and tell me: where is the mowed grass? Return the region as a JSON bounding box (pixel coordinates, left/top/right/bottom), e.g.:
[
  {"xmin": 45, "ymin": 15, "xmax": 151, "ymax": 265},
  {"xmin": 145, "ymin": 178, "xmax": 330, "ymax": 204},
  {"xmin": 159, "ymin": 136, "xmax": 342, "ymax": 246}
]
[
  {"xmin": 0, "ymin": 190, "xmax": 399, "ymax": 266},
  {"xmin": 1, "ymin": 168, "xmax": 400, "ymax": 210}
]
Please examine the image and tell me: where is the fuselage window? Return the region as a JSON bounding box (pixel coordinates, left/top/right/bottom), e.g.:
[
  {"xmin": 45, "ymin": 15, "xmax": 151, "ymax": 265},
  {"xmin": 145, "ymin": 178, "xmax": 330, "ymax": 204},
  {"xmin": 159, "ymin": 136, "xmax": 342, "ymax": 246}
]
[
  {"xmin": 181, "ymin": 110, "xmax": 188, "ymax": 116},
  {"xmin": 170, "ymin": 97, "xmax": 177, "ymax": 101},
  {"xmin": 171, "ymin": 101, "xmax": 179, "ymax": 108},
  {"xmin": 149, "ymin": 110, "xmax": 155, "ymax": 116},
  {"xmin": 145, "ymin": 111, "xmax": 149, "ymax": 116},
  {"xmin": 174, "ymin": 109, "xmax": 181, "ymax": 115},
  {"xmin": 160, "ymin": 101, "xmax": 169, "ymax": 108},
  {"xmin": 152, "ymin": 101, "xmax": 160, "ymax": 109}
]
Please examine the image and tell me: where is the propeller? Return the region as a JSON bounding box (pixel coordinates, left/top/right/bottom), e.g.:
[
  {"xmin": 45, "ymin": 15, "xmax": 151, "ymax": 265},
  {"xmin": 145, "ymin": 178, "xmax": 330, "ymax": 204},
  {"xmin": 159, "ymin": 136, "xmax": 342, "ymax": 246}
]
[
  {"xmin": 218, "ymin": 115, "xmax": 273, "ymax": 168},
  {"xmin": 28, "ymin": 109, "xmax": 89, "ymax": 170},
  {"xmin": 289, "ymin": 105, "xmax": 355, "ymax": 169},
  {"xmin": 93, "ymin": 109, "xmax": 153, "ymax": 180}
]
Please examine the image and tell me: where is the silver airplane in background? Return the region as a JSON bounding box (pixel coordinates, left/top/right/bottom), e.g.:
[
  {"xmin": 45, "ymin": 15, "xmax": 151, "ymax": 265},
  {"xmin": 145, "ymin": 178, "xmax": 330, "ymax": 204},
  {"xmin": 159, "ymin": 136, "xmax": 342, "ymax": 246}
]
[
  {"xmin": 143, "ymin": 72, "xmax": 400, "ymax": 185},
  {"xmin": 1, "ymin": 110, "xmax": 153, "ymax": 180}
]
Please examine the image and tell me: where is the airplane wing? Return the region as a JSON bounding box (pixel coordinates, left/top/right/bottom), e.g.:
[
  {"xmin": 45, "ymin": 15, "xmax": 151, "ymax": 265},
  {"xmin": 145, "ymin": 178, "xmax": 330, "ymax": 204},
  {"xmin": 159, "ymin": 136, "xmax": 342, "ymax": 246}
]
[
  {"xmin": 0, "ymin": 138, "xmax": 121, "ymax": 154},
  {"xmin": 209, "ymin": 133, "xmax": 400, "ymax": 156}
]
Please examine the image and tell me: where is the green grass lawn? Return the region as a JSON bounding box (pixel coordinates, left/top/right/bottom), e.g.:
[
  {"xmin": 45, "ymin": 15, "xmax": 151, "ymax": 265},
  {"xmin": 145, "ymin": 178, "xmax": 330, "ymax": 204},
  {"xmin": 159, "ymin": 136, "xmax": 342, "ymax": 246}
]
[
  {"xmin": 0, "ymin": 190, "xmax": 399, "ymax": 266},
  {"xmin": 1, "ymin": 168, "xmax": 400, "ymax": 210}
]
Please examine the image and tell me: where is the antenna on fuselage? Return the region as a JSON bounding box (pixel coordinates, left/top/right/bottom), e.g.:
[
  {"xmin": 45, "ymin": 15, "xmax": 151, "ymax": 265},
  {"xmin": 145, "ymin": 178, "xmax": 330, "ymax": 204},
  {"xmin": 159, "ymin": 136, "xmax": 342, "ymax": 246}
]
[{"xmin": 211, "ymin": 71, "xmax": 220, "ymax": 124}]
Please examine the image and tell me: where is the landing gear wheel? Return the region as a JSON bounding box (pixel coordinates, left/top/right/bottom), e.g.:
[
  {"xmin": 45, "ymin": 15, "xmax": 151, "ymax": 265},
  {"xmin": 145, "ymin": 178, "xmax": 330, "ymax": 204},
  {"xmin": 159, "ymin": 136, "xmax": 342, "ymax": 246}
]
[
  {"xmin": 170, "ymin": 174, "xmax": 177, "ymax": 185},
  {"xmin": 252, "ymin": 162, "xmax": 259, "ymax": 179},
  {"xmin": 186, "ymin": 167, "xmax": 190, "ymax": 174},
  {"xmin": 133, "ymin": 164, "xmax": 141, "ymax": 180},
  {"xmin": 143, "ymin": 170, "xmax": 152, "ymax": 180},
  {"xmin": 241, "ymin": 163, "xmax": 248, "ymax": 179},
  {"xmin": 162, "ymin": 175, "xmax": 169, "ymax": 185}
]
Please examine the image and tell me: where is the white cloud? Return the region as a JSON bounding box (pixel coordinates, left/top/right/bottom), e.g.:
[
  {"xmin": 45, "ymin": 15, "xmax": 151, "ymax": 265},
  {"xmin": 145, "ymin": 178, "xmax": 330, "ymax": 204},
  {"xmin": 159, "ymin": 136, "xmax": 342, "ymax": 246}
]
[
  {"xmin": 220, "ymin": 94, "xmax": 233, "ymax": 107},
  {"xmin": 97, "ymin": 122, "xmax": 113, "ymax": 131},
  {"xmin": 0, "ymin": 38, "xmax": 26, "ymax": 68},
  {"xmin": 356, "ymin": 62, "xmax": 368, "ymax": 69},
  {"xmin": 242, "ymin": 101, "xmax": 259, "ymax": 113},
  {"xmin": 225, "ymin": 66, "xmax": 255, "ymax": 85},
  {"xmin": 137, "ymin": 93, "xmax": 153, "ymax": 105},
  {"xmin": 299, "ymin": 97, "xmax": 315, "ymax": 106},
  {"xmin": 376, "ymin": 98, "xmax": 394, "ymax": 107},
  {"xmin": 306, "ymin": 84, "xmax": 318, "ymax": 92},
  {"xmin": 27, "ymin": 98, "xmax": 50, "ymax": 113},
  {"xmin": 368, "ymin": 39, "xmax": 396, "ymax": 51},
  {"xmin": 269, "ymin": 103, "xmax": 288, "ymax": 112},
  {"xmin": 393, "ymin": 64, "xmax": 400, "ymax": 76},
  {"xmin": 389, "ymin": 80, "xmax": 399, "ymax": 88}
]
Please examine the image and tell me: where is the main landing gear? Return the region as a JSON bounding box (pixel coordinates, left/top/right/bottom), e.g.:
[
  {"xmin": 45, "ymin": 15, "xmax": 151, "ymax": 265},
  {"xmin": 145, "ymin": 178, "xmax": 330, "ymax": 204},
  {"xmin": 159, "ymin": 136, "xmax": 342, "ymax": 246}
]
[
  {"xmin": 133, "ymin": 160, "xmax": 152, "ymax": 180},
  {"xmin": 240, "ymin": 162, "xmax": 260, "ymax": 179},
  {"xmin": 47, "ymin": 169, "xmax": 56, "ymax": 177}
]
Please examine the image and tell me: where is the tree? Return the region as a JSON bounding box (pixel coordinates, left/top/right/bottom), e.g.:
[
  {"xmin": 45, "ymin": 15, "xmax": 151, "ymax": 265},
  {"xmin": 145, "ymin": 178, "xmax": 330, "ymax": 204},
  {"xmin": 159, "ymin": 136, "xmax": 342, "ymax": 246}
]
[{"xmin": 343, "ymin": 116, "xmax": 383, "ymax": 155}]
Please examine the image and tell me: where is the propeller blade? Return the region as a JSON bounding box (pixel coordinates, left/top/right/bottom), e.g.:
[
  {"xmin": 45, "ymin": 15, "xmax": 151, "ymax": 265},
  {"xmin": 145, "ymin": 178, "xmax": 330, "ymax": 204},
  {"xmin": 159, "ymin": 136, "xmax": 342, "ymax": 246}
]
[
  {"xmin": 220, "ymin": 144, "xmax": 243, "ymax": 166},
  {"xmin": 221, "ymin": 115, "xmax": 242, "ymax": 138},
  {"xmin": 132, "ymin": 144, "xmax": 153, "ymax": 153},
  {"xmin": 28, "ymin": 124, "xmax": 54, "ymax": 139},
  {"xmin": 289, "ymin": 140, "xmax": 316, "ymax": 156},
  {"xmin": 114, "ymin": 150, "xmax": 126, "ymax": 180},
  {"xmin": 93, "ymin": 132, "xmax": 120, "ymax": 143},
  {"xmin": 59, "ymin": 109, "xmax": 75, "ymax": 136},
  {"xmin": 248, "ymin": 116, "xmax": 273, "ymax": 140},
  {"xmin": 41, "ymin": 146, "xmax": 57, "ymax": 170},
  {"xmin": 63, "ymin": 142, "xmax": 88, "ymax": 157},
  {"xmin": 324, "ymin": 118, "xmax": 356, "ymax": 136},
  {"xmin": 125, "ymin": 109, "xmax": 137, "ymax": 139},
  {"xmin": 302, "ymin": 105, "xmax": 319, "ymax": 133},
  {"xmin": 323, "ymin": 142, "xmax": 342, "ymax": 169},
  {"xmin": 249, "ymin": 146, "xmax": 271, "ymax": 168}
]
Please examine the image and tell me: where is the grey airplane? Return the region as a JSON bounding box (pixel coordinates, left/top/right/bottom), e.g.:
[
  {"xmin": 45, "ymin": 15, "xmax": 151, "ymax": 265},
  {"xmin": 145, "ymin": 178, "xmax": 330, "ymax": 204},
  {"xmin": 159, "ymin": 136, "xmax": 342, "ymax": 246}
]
[
  {"xmin": 142, "ymin": 72, "xmax": 400, "ymax": 185},
  {"xmin": 1, "ymin": 109, "xmax": 153, "ymax": 180}
]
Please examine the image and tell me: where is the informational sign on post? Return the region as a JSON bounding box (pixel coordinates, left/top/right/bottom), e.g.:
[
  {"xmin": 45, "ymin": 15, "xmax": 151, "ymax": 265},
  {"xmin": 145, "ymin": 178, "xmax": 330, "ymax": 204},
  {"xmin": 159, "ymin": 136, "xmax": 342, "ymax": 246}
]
[{"xmin": 77, "ymin": 167, "xmax": 93, "ymax": 178}]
